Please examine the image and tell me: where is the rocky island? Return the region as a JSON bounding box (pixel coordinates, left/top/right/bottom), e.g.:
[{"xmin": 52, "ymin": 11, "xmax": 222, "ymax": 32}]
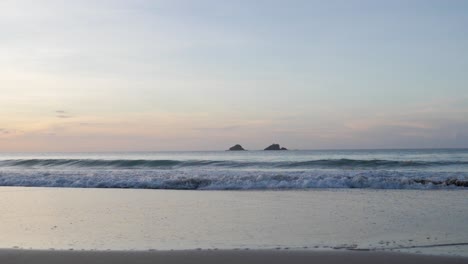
[
  {"xmin": 228, "ymin": 144, "xmax": 246, "ymax": 151},
  {"xmin": 264, "ymin": 144, "xmax": 288, "ymax": 150}
]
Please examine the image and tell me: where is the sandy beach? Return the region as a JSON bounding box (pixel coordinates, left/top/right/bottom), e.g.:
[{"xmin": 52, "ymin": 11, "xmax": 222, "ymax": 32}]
[
  {"xmin": 1, "ymin": 249, "xmax": 468, "ymax": 264},
  {"xmin": 0, "ymin": 187, "xmax": 467, "ymax": 257}
]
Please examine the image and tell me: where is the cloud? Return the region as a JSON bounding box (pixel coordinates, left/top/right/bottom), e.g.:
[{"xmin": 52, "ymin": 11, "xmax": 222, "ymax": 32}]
[
  {"xmin": 78, "ymin": 122, "xmax": 106, "ymax": 127},
  {"xmin": 55, "ymin": 110, "xmax": 73, "ymax": 118},
  {"xmin": 56, "ymin": 115, "xmax": 73, "ymax": 118},
  {"xmin": 193, "ymin": 125, "xmax": 243, "ymax": 132},
  {"xmin": 0, "ymin": 128, "xmax": 16, "ymax": 137}
]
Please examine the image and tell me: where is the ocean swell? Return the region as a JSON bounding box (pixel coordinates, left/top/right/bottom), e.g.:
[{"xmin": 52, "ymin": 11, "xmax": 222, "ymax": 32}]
[{"xmin": 1, "ymin": 158, "xmax": 468, "ymax": 169}]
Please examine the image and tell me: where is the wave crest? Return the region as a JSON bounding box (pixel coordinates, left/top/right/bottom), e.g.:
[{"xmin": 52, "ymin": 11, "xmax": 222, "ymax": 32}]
[{"xmin": 0, "ymin": 169, "xmax": 466, "ymax": 190}]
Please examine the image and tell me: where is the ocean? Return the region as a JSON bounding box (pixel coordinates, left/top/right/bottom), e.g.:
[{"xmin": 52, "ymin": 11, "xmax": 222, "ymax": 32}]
[
  {"xmin": 0, "ymin": 149, "xmax": 467, "ymax": 190},
  {"xmin": 1, "ymin": 149, "xmax": 467, "ymax": 255}
]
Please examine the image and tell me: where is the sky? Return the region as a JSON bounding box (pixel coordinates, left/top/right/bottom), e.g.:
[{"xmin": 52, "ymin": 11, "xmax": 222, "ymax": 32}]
[{"xmin": 1, "ymin": 0, "xmax": 467, "ymax": 151}]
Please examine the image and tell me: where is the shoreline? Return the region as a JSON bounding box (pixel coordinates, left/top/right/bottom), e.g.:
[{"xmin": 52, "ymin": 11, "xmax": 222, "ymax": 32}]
[
  {"xmin": 1, "ymin": 249, "xmax": 467, "ymax": 264},
  {"xmin": 1, "ymin": 187, "xmax": 466, "ymax": 256}
]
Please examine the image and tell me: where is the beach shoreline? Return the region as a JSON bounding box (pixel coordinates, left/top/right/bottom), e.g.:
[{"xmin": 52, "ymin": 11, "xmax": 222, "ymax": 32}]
[
  {"xmin": 1, "ymin": 187, "xmax": 467, "ymax": 256},
  {"xmin": 1, "ymin": 249, "xmax": 467, "ymax": 264}
]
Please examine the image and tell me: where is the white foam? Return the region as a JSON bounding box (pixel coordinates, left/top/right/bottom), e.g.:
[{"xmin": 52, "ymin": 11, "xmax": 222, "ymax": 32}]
[{"xmin": 0, "ymin": 169, "xmax": 466, "ymax": 190}]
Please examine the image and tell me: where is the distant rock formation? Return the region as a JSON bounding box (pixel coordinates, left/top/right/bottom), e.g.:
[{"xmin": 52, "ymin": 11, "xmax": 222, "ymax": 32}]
[
  {"xmin": 264, "ymin": 144, "xmax": 288, "ymax": 150},
  {"xmin": 228, "ymin": 144, "xmax": 246, "ymax": 151}
]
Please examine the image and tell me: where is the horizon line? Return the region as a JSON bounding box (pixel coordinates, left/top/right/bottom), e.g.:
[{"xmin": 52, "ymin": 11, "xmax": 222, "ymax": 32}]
[{"xmin": 1, "ymin": 147, "xmax": 468, "ymax": 154}]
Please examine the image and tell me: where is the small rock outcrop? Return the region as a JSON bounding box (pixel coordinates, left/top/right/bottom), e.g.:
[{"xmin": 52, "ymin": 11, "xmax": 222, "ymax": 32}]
[
  {"xmin": 228, "ymin": 144, "xmax": 246, "ymax": 151},
  {"xmin": 264, "ymin": 144, "xmax": 288, "ymax": 150}
]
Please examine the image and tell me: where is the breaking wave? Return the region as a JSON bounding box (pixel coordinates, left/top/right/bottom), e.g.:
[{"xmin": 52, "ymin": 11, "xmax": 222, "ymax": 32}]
[{"xmin": 0, "ymin": 169, "xmax": 466, "ymax": 190}]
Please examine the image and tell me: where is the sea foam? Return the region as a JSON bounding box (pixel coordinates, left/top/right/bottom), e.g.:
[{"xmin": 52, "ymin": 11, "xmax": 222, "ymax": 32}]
[{"xmin": 0, "ymin": 168, "xmax": 466, "ymax": 190}]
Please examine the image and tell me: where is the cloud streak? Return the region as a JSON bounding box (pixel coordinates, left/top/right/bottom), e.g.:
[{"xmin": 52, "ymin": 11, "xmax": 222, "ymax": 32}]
[{"xmin": 55, "ymin": 110, "xmax": 73, "ymax": 119}]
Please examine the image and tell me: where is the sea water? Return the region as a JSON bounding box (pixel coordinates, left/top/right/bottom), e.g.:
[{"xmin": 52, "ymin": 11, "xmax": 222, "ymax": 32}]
[
  {"xmin": 0, "ymin": 149, "xmax": 467, "ymax": 190},
  {"xmin": 0, "ymin": 149, "xmax": 467, "ymax": 256}
]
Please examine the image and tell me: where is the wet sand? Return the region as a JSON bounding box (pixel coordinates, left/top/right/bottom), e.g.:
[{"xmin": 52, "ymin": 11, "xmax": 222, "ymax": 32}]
[
  {"xmin": 1, "ymin": 187, "xmax": 467, "ymax": 255},
  {"xmin": 1, "ymin": 249, "xmax": 467, "ymax": 264}
]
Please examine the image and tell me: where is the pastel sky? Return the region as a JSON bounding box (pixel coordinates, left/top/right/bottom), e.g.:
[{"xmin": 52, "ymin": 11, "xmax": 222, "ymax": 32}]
[{"xmin": 1, "ymin": 0, "xmax": 467, "ymax": 151}]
